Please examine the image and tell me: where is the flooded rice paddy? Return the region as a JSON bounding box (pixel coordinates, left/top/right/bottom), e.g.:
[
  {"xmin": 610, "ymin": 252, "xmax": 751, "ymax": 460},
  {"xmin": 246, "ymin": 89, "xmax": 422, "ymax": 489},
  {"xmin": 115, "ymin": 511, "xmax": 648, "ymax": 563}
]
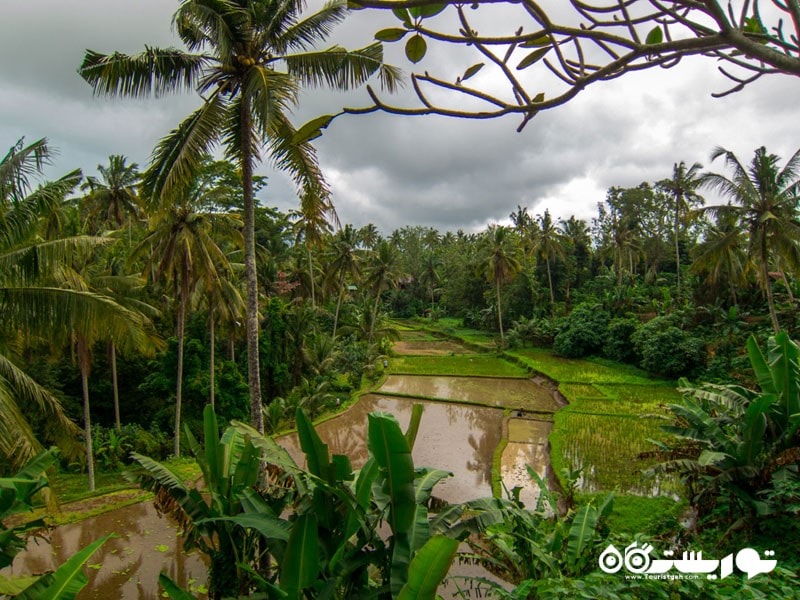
[
  {"xmin": 4, "ymin": 501, "xmax": 207, "ymax": 599},
  {"xmin": 7, "ymin": 336, "xmax": 565, "ymax": 597}
]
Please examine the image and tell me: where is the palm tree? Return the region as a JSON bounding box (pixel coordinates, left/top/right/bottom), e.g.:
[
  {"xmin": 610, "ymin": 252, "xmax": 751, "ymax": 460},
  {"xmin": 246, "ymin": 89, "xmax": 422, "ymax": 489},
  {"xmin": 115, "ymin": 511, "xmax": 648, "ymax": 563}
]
[
  {"xmin": 532, "ymin": 210, "xmax": 565, "ymax": 315},
  {"xmin": 81, "ymin": 155, "xmax": 142, "ymax": 233},
  {"xmin": 481, "ymin": 225, "xmax": 520, "ymax": 343},
  {"xmin": 0, "ymin": 137, "xmax": 156, "ymax": 475},
  {"xmin": 691, "ymin": 209, "xmax": 749, "ymax": 307},
  {"xmin": 324, "ymin": 225, "xmax": 361, "ymax": 338},
  {"xmin": 80, "ymin": 0, "xmax": 400, "ymax": 434},
  {"xmin": 291, "ymin": 191, "xmax": 336, "ymax": 308},
  {"xmin": 660, "ymin": 161, "xmax": 703, "ymax": 297},
  {"xmin": 363, "ymin": 239, "xmax": 402, "ymax": 342},
  {"xmin": 134, "ymin": 203, "xmax": 242, "ymax": 456},
  {"xmin": 419, "ymin": 250, "xmax": 442, "ymax": 317},
  {"xmin": 64, "ymin": 261, "xmax": 158, "ymax": 491},
  {"xmin": 559, "ymin": 215, "xmax": 591, "ymax": 306},
  {"xmin": 699, "ymin": 146, "xmax": 800, "ymax": 331}
]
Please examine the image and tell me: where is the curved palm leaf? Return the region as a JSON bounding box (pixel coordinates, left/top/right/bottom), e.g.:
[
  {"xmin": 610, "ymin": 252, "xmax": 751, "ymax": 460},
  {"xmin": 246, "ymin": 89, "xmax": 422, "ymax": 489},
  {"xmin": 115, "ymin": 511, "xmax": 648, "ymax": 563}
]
[{"xmin": 80, "ymin": 47, "xmax": 208, "ymax": 98}]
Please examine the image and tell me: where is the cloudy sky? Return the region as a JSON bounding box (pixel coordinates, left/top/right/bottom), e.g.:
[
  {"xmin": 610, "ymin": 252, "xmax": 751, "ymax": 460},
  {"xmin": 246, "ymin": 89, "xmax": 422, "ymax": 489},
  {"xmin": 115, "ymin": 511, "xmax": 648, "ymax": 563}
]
[{"xmin": 2, "ymin": 1, "xmax": 797, "ymax": 234}]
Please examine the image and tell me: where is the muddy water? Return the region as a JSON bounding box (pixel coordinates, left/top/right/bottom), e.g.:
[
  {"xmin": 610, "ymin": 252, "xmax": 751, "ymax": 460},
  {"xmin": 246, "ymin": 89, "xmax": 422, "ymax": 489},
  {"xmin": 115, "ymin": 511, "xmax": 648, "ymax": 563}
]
[
  {"xmin": 4, "ymin": 502, "xmax": 208, "ymax": 599},
  {"xmin": 278, "ymin": 394, "xmax": 504, "ymax": 502},
  {"xmin": 380, "ymin": 375, "xmax": 561, "ymax": 412},
  {"xmin": 5, "ymin": 374, "xmax": 557, "ymax": 598},
  {"xmin": 502, "ymin": 419, "xmax": 553, "ymax": 509}
]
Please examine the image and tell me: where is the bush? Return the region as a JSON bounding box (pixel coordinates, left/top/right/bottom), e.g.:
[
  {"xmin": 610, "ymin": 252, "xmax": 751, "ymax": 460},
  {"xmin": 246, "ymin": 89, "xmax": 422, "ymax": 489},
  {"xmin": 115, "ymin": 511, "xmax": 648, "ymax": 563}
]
[
  {"xmin": 603, "ymin": 317, "xmax": 640, "ymax": 363},
  {"xmin": 631, "ymin": 316, "xmax": 706, "ymax": 378},
  {"xmin": 552, "ymin": 303, "xmax": 610, "ymax": 358}
]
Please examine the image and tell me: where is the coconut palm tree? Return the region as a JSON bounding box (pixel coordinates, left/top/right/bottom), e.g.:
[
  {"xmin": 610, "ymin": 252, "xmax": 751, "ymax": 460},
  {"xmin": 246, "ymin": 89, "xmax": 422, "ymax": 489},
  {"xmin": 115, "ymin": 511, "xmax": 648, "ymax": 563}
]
[
  {"xmin": 532, "ymin": 210, "xmax": 566, "ymax": 316},
  {"xmin": 660, "ymin": 161, "xmax": 704, "ymax": 297},
  {"xmin": 699, "ymin": 146, "xmax": 800, "ymax": 331},
  {"xmin": 134, "ymin": 203, "xmax": 242, "ymax": 456},
  {"xmin": 324, "ymin": 225, "xmax": 362, "ymax": 338},
  {"xmin": 691, "ymin": 209, "xmax": 749, "ymax": 307},
  {"xmin": 419, "ymin": 250, "xmax": 442, "ymax": 317},
  {"xmin": 81, "ymin": 155, "xmax": 142, "ymax": 233},
  {"xmin": 291, "ymin": 191, "xmax": 336, "ymax": 308},
  {"xmin": 0, "ymin": 137, "xmax": 155, "ymax": 473},
  {"xmin": 363, "ymin": 239, "xmax": 402, "ymax": 342},
  {"xmin": 80, "ymin": 0, "xmax": 400, "ymax": 434},
  {"xmin": 481, "ymin": 225, "xmax": 520, "ymax": 343}
]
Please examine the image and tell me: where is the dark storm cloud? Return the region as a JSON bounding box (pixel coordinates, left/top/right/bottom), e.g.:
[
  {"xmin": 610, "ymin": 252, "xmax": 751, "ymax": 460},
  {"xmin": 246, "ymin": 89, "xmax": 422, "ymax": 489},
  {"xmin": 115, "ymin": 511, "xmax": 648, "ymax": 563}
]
[{"xmin": 1, "ymin": 1, "xmax": 796, "ymax": 235}]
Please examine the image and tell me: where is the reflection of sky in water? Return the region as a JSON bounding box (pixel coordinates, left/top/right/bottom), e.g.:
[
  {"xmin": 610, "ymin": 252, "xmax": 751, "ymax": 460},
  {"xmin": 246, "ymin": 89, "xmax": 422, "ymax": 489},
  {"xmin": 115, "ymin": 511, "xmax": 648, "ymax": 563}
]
[
  {"xmin": 379, "ymin": 375, "xmax": 561, "ymax": 411},
  {"xmin": 278, "ymin": 395, "xmax": 505, "ymax": 503},
  {"xmin": 277, "ymin": 392, "xmax": 555, "ymax": 505}
]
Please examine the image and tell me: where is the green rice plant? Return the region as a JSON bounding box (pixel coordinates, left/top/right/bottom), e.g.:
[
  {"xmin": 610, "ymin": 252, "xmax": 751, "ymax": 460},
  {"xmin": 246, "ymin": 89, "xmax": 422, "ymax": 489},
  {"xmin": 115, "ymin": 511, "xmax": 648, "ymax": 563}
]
[
  {"xmin": 390, "ymin": 355, "xmax": 527, "ymax": 378},
  {"xmin": 509, "ymin": 349, "xmax": 660, "ymax": 385},
  {"xmin": 550, "ymin": 412, "xmax": 678, "ymax": 496},
  {"xmin": 595, "ymin": 384, "xmax": 682, "ymax": 405},
  {"xmin": 558, "ymin": 383, "xmax": 608, "ymax": 400}
]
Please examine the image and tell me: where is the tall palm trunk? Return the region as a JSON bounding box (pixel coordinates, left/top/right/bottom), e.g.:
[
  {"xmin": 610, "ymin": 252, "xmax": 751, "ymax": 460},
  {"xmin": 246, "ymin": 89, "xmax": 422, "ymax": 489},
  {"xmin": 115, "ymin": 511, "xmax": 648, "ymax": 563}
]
[
  {"xmin": 761, "ymin": 233, "xmax": 780, "ymax": 332},
  {"xmin": 545, "ymin": 257, "xmax": 555, "ymax": 316},
  {"xmin": 175, "ymin": 266, "xmax": 188, "ymax": 457},
  {"xmin": 332, "ymin": 273, "xmax": 345, "ymax": 338},
  {"xmin": 77, "ymin": 336, "xmax": 95, "ymax": 492},
  {"xmin": 496, "ymin": 279, "xmax": 505, "ymax": 342},
  {"xmin": 241, "ymin": 98, "xmax": 264, "ymax": 434},
  {"xmin": 369, "ymin": 292, "xmax": 381, "ymax": 343},
  {"xmin": 110, "ymin": 341, "xmax": 120, "ymax": 432},
  {"xmin": 674, "ymin": 204, "xmax": 682, "ymax": 297},
  {"xmin": 307, "ymin": 245, "xmax": 316, "ymax": 308},
  {"xmin": 209, "ymin": 302, "xmax": 216, "ymax": 409}
]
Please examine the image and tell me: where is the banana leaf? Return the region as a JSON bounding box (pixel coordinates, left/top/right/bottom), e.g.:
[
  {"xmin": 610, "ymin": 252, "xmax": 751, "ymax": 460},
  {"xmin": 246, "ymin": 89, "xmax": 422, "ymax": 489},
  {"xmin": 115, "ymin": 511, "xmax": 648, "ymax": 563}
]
[
  {"xmin": 16, "ymin": 534, "xmax": 110, "ymax": 600},
  {"xmin": 396, "ymin": 535, "xmax": 458, "ymax": 600}
]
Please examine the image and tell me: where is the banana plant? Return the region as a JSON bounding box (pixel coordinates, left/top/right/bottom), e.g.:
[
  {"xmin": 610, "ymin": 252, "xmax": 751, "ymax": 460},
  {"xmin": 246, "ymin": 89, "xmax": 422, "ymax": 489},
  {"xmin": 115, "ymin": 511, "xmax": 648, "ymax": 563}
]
[
  {"xmin": 651, "ymin": 332, "xmax": 800, "ymax": 521},
  {"xmin": 148, "ymin": 404, "xmax": 463, "ymax": 598},
  {"xmin": 458, "ymin": 467, "xmax": 614, "ymax": 585},
  {"xmin": 127, "ymin": 405, "xmax": 298, "ymax": 598}
]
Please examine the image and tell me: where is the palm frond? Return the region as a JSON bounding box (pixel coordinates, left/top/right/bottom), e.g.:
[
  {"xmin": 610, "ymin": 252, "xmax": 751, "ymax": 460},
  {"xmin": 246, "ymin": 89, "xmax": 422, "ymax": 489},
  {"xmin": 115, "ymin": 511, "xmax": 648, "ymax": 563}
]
[
  {"xmin": 0, "ymin": 138, "xmax": 52, "ymax": 204},
  {"xmin": 173, "ymin": 0, "xmax": 243, "ymax": 54},
  {"xmin": 141, "ymin": 93, "xmax": 228, "ymax": 206},
  {"xmin": 80, "ymin": 46, "xmax": 208, "ymax": 98},
  {"xmin": 0, "ymin": 354, "xmax": 81, "ymax": 469},
  {"xmin": 0, "ymin": 236, "xmax": 113, "ymax": 285},
  {"xmin": 284, "ymin": 43, "xmax": 401, "ymax": 93},
  {"xmin": 275, "ymin": 0, "xmax": 348, "ymax": 53},
  {"xmin": 0, "ymin": 287, "xmax": 150, "ymax": 351},
  {"xmin": 267, "ymin": 111, "xmax": 330, "ymax": 205}
]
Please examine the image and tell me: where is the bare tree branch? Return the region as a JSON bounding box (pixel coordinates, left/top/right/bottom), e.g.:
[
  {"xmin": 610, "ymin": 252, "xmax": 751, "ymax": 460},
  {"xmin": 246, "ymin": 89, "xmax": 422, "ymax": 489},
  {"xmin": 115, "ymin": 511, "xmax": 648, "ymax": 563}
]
[{"xmin": 346, "ymin": 0, "xmax": 800, "ymax": 129}]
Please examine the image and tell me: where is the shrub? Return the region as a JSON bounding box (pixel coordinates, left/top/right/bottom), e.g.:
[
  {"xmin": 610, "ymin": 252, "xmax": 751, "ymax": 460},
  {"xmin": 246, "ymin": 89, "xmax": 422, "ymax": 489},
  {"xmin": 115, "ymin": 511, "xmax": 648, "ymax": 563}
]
[
  {"xmin": 552, "ymin": 303, "xmax": 609, "ymax": 358},
  {"xmin": 631, "ymin": 316, "xmax": 705, "ymax": 378},
  {"xmin": 603, "ymin": 316, "xmax": 640, "ymax": 363}
]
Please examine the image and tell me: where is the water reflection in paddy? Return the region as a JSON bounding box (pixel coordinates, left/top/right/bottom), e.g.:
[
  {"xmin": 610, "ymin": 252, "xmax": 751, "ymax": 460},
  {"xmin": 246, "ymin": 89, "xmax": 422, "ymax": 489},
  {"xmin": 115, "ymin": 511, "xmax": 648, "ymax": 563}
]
[
  {"xmin": 278, "ymin": 394, "xmax": 504, "ymax": 503},
  {"xmin": 380, "ymin": 375, "xmax": 561, "ymax": 412},
  {"xmin": 4, "ymin": 502, "xmax": 207, "ymax": 599}
]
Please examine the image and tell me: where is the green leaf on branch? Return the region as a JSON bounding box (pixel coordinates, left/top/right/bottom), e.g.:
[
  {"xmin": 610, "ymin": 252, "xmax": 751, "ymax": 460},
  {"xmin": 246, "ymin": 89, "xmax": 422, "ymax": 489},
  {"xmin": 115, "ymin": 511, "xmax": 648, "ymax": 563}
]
[
  {"xmin": 405, "ymin": 34, "xmax": 427, "ymax": 64},
  {"xmin": 521, "ymin": 33, "xmax": 551, "ymax": 48},
  {"xmin": 375, "ymin": 28, "xmax": 408, "ymax": 42},
  {"xmin": 461, "ymin": 62, "xmax": 485, "ymax": 82},
  {"xmin": 410, "ymin": 3, "xmax": 447, "ymax": 19},
  {"xmin": 392, "ymin": 8, "xmax": 412, "ymax": 27},
  {"xmin": 516, "ymin": 47, "xmax": 549, "ymax": 70},
  {"xmin": 292, "ymin": 114, "xmax": 334, "ymax": 145},
  {"xmin": 645, "ymin": 26, "xmax": 663, "ymax": 45}
]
